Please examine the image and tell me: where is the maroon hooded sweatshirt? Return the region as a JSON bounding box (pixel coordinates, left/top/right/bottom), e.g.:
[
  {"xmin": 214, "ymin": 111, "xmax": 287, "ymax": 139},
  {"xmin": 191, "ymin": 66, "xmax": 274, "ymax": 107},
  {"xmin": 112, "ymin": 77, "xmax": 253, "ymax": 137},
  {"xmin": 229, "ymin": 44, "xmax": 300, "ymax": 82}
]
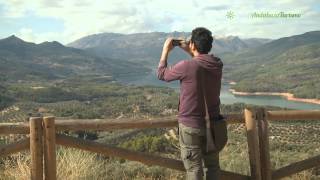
[{"xmin": 157, "ymin": 54, "xmax": 223, "ymax": 128}]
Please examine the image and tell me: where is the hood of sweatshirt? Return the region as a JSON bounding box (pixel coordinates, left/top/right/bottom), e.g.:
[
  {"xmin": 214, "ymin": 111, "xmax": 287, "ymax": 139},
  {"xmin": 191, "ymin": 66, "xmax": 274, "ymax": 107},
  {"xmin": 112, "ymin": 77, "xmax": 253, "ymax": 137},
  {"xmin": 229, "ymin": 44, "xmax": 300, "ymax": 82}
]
[{"xmin": 192, "ymin": 54, "xmax": 223, "ymax": 71}]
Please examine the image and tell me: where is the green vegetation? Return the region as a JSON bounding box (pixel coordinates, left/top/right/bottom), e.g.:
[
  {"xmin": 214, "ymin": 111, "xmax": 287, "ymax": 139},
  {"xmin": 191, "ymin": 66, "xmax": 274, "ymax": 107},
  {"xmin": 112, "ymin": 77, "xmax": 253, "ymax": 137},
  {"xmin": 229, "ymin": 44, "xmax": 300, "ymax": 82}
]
[
  {"xmin": 0, "ymin": 85, "xmax": 14, "ymax": 110},
  {"xmin": 223, "ymin": 31, "xmax": 320, "ymax": 99},
  {"xmin": 0, "ymin": 79, "xmax": 178, "ymax": 122},
  {"xmin": 0, "ymin": 35, "xmax": 150, "ymax": 83},
  {"xmin": 119, "ymin": 134, "xmax": 174, "ymax": 153},
  {"xmin": 1, "ymin": 31, "xmax": 320, "ymax": 179},
  {"xmin": 2, "ymin": 116, "xmax": 320, "ymax": 179},
  {"xmin": 1, "ymin": 83, "xmax": 320, "ymax": 180}
]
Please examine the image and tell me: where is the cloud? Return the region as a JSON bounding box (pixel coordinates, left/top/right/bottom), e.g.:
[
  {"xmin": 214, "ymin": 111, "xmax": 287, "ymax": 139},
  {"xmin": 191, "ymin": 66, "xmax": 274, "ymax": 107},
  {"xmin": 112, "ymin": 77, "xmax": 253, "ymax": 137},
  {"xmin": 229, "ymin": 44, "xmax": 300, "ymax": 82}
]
[
  {"xmin": 0, "ymin": 0, "xmax": 319, "ymax": 44},
  {"xmin": 41, "ymin": 0, "xmax": 63, "ymax": 8},
  {"xmin": 17, "ymin": 28, "xmax": 35, "ymax": 42},
  {"xmin": 202, "ymin": 5, "xmax": 230, "ymax": 11},
  {"xmin": 16, "ymin": 27, "xmax": 65, "ymax": 43}
]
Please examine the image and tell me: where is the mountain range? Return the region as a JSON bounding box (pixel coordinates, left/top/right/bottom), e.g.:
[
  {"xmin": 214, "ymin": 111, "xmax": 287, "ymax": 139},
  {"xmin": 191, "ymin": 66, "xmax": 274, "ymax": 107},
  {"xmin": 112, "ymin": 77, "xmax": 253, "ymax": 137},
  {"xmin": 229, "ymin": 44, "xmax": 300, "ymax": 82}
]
[
  {"xmin": 222, "ymin": 31, "xmax": 320, "ymax": 99},
  {"xmin": 1, "ymin": 30, "xmax": 319, "ymax": 99},
  {"xmin": 67, "ymin": 32, "xmax": 271, "ymax": 68},
  {"xmin": 0, "ymin": 35, "xmax": 150, "ymax": 82}
]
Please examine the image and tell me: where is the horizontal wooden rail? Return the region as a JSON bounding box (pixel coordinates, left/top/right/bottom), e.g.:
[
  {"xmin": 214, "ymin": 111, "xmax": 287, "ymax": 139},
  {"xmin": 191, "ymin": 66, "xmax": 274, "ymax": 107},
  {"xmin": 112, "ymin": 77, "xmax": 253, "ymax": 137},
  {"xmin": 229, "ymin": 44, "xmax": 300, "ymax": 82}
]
[
  {"xmin": 1, "ymin": 110, "xmax": 320, "ymax": 134},
  {"xmin": 223, "ymin": 113, "xmax": 245, "ymax": 124},
  {"xmin": 272, "ymin": 154, "xmax": 320, "ymax": 179},
  {"xmin": 54, "ymin": 114, "xmax": 244, "ymax": 131},
  {"xmin": 0, "ymin": 138, "xmax": 30, "ymax": 157},
  {"xmin": 56, "ymin": 134, "xmax": 249, "ymax": 180},
  {"xmin": 0, "ymin": 123, "xmax": 29, "ymax": 134},
  {"xmin": 56, "ymin": 134, "xmax": 182, "ymax": 170},
  {"xmin": 267, "ymin": 110, "xmax": 320, "ymax": 121},
  {"xmin": 55, "ymin": 117, "xmax": 178, "ymax": 131},
  {"xmin": 1, "ymin": 109, "xmax": 320, "ymax": 179},
  {"xmin": 0, "ymin": 114, "xmax": 243, "ymax": 134}
]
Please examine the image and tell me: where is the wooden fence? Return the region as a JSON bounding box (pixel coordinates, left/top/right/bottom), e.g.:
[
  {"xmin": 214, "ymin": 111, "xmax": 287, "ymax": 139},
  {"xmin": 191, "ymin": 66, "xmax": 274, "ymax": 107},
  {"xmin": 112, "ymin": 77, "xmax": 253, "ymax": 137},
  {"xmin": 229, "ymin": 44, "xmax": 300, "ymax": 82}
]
[{"xmin": 1, "ymin": 108, "xmax": 320, "ymax": 180}]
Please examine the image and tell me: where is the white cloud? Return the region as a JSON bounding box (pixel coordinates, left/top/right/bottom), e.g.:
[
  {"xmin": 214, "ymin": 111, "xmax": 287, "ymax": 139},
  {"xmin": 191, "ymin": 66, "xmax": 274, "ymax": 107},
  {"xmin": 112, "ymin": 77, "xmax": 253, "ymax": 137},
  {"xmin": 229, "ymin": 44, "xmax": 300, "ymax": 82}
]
[
  {"xmin": 16, "ymin": 27, "xmax": 66, "ymax": 43},
  {"xmin": 0, "ymin": 0, "xmax": 319, "ymax": 43},
  {"xmin": 17, "ymin": 28, "xmax": 35, "ymax": 42}
]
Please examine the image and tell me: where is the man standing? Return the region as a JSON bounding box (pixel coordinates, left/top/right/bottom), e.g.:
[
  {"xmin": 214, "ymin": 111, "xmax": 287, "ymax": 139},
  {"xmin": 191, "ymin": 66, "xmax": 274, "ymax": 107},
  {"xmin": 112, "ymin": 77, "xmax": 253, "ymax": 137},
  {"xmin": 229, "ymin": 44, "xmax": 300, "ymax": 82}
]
[{"xmin": 157, "ymin": 27, "xmax": 227, "ymax": 180}]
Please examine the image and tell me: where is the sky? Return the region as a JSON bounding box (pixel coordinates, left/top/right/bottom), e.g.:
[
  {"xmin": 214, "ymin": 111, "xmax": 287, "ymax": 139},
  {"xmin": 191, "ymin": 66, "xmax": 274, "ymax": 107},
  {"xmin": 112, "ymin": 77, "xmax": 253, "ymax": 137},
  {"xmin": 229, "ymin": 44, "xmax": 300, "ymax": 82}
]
[{"xmin": 0, "ymin": 0, "xmax": 319, "ymax": 44}]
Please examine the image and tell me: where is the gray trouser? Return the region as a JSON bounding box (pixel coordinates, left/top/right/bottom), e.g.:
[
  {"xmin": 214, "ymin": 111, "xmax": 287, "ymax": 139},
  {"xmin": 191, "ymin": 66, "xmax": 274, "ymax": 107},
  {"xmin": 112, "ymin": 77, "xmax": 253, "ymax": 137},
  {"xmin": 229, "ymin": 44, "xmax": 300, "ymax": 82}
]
[{"xmin": 179, "ymin": 122, "xmax": 227, "ymax": 180}]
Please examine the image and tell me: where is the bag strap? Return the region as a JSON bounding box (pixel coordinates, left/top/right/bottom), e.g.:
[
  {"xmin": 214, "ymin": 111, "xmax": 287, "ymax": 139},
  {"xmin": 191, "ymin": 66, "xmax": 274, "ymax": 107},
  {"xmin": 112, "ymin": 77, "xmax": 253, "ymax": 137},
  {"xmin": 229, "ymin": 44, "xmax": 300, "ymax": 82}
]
[{"xmin": 201, "ymin": 69, "xmax": 216, "ymax": 153}]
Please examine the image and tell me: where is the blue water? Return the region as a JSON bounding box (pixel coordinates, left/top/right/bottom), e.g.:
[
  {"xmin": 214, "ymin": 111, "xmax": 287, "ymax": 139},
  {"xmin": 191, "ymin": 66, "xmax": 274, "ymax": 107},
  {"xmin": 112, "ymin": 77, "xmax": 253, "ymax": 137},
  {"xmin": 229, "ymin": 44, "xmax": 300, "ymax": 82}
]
[
  {"xmin": 220, "ymin": 85, "xmax": 320, "ymax": 110},
  {"xmin": 121, "ymin": 72, "xmax": 320, "ymax": 110}
]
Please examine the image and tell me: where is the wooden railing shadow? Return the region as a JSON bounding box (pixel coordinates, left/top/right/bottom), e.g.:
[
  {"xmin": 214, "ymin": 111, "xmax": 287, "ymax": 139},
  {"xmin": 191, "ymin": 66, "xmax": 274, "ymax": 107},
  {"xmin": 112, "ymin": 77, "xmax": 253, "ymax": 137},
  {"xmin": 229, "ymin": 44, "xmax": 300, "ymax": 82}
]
[{"xmin": 1, "ymin": 109, "xmax": 320, "ymax": 180}]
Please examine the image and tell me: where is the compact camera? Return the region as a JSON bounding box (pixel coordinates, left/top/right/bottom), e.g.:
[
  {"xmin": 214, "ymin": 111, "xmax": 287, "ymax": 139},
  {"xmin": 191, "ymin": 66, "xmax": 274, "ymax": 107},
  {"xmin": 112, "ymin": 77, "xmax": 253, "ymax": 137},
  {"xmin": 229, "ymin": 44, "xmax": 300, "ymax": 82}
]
[{"xmin": 172, "ymin": 39, "xmax": 190, "ymax": 47}]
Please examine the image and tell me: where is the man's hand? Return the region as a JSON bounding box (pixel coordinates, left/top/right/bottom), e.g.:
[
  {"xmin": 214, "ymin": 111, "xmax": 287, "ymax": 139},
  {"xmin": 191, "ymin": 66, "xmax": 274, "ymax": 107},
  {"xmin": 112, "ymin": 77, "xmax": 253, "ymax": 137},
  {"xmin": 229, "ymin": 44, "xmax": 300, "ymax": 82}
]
[
  {"xmin": 179, "ymin": 40, "xmax": 193, "ymax": 57},
  {"xmin": 160, "ymin": 38, "xmax": 174, "ymax": 64},
  {"xmin": 162, "ymin": 38, "xmax": 174, "ymax": 53}
]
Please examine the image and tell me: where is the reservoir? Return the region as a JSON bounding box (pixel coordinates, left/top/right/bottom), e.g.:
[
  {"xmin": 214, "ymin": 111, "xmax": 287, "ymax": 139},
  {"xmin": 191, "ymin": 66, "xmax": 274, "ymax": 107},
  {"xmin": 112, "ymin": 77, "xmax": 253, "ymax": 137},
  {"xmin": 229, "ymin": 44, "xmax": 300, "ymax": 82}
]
[
  {"xmin": 220, "ymin": 85, "xmax": 320, "ymax": 110},
  {"xmin": 124, "ymin": 72, "xmax": 320, "ymax": 110}
]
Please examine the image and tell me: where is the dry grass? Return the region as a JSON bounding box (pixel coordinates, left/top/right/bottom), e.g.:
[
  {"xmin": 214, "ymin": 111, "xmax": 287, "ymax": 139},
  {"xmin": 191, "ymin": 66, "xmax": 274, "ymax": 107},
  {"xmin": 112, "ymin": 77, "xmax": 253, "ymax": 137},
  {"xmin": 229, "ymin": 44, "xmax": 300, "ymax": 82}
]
[
  {"xmin": 226, "ymin": 123, "xmax": 320, "ymax": 179},
  {"xmin": 2, "ymin": 121, "xmax": 320, "ymax": 179},
  {"xmin": 1, "ymin": 152, "xmax": 30, "ymax": 180},
  {"xmin": 1, "ymin": 148, "xmax": 102, "ymax": 180},
  {"xmin": 0, "ymin": 147, "xmax": 183, "ymax": 180}
]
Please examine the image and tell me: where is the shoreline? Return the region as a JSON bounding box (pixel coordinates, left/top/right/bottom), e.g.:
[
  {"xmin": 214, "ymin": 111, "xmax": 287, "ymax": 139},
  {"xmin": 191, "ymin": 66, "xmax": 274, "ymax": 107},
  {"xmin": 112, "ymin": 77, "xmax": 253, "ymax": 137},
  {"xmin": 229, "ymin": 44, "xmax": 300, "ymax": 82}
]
[{"xmin": 229, "ymin": 88, "xmax": 320, "ymax": 105}]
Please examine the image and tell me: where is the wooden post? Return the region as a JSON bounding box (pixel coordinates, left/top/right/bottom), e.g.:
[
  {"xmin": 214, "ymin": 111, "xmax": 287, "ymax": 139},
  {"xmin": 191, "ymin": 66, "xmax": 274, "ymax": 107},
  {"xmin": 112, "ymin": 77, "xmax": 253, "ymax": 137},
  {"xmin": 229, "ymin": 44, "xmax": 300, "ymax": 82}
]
[
  {"xmin": 256, "ymin": 108, "xmax": 271, "ymax": 180},
  {"xmin": 244, "ymin": 108, "xmax": 262, "ymax": 180},
  {"xmin": 30, "ymin": 117, "xmax": 44, "ymax": 180},
  {"xmin": 43, "ymin": 116, "xmax": 57, "ymax": 180}
]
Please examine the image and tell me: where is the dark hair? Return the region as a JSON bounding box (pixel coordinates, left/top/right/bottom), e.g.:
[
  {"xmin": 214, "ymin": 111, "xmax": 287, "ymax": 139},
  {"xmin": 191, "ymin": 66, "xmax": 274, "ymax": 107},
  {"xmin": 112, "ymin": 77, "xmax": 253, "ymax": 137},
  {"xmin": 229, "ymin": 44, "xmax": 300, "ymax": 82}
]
[{"xmin": 191, "ymin": 27, "xmax": 213, "ymax": 54}]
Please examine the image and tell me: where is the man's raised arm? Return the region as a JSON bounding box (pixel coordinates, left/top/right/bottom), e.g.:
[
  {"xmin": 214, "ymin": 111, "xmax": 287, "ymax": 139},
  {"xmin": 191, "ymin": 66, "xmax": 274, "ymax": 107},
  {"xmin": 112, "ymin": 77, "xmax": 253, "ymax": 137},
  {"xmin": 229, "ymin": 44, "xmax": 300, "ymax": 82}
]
[{"xmin": 157, "ymin": 38, "xmax": 187, "ymax": 82}]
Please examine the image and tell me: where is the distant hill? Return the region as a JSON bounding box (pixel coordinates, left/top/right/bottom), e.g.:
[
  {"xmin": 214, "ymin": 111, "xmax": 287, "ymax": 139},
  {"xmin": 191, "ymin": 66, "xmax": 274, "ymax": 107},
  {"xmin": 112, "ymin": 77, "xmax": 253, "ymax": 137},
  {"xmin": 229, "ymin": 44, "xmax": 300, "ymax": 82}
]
[
  {"xmin": 3, "ymin": 31, "xmax": 319, "ymax": 99},
  {"xmin": 0, "ymin": 35, "xmax": 150, "ymax": 82},
  {"xmin": 223, "ymin": 31, "xmax": 320, "ymax": 99},
  {"xmin": 213, "ymin": 36, "xmax": 271, "ymax": 54},
  {"xmin": 242, "ymin": 38, "xmax": 272, "ymax": 49},
  {"xmin": 67, "ymin": 32, "xmax": 270, "ymax": 68}
]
